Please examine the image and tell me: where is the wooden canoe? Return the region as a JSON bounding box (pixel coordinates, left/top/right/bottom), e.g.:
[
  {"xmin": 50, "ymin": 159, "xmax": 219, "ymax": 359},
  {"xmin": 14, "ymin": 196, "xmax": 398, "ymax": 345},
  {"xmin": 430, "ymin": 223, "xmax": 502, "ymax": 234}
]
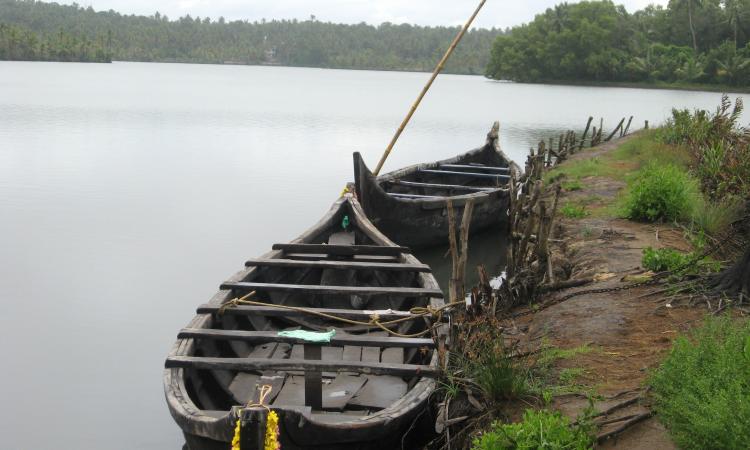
[
  {"xmin": 353, "ymin": 122, "xmax": 520, "ymax": 248},
  {"xmin": 164, "ymin": 194, "xmax": 444, "ymax": 450}
]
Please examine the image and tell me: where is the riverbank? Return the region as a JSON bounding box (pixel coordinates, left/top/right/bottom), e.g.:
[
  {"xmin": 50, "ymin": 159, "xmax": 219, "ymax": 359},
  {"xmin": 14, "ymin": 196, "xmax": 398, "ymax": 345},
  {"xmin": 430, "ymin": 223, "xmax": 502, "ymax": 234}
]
[
  {"xmin": 473, "ymin": 122, "xmax": 747, "ymax": 450},
  {"xmin": 488, "ymin": 78, "xmax": 750, "ymax": 94},
  {"xmin": 514, "ymin": 133, "xmax": 705, "ymax": 449}
]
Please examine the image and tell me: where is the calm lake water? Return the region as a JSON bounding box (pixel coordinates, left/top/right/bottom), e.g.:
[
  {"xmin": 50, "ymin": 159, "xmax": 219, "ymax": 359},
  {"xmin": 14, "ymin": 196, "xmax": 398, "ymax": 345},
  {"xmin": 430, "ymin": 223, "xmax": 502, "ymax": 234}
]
[{"xmin": 0, "ymin": 61, "xmax": 746, "ymax": 449}]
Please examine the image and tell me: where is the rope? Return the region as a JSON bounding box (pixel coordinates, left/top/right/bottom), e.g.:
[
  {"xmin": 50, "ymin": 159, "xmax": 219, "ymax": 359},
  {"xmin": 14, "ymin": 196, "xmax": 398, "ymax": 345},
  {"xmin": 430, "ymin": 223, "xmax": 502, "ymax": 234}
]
[{"xmin": 219, "ymin": 291, "xmax": 464, "ymax": 338}]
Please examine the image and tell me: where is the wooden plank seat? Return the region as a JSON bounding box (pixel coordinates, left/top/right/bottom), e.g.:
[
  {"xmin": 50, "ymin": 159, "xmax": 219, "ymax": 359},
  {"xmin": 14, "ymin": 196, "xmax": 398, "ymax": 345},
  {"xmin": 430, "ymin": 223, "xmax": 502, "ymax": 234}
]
[
  {"xmin": 272, "ymin": 243, "xmax": 409, "ymax": 257},
  {"xmin": 197, "ymin": 304, "xmax": 419, "ymax": 321},
  {"xmin": 388, "ymin": 180, "xmax": 497, "ymax": 192},
  {"xmin": 417, "ymin": 168, "xmax": 511, "ymax": 180},
  {"xmin": 388, "ymin": 193, "xmax": 445, "ymax": 199},
  {"xmin": 439, "ymin": 163, "xmax": 511, "ymax": 173},
  {"xmin": 178, "ymin": 329, "xmax": 435, "ymax": 348},
  {"xmin": 284, "ymin": 253, "xmax": 401, "ymax": 263},
  {"xmin": 244, "ymin": 258, "xmax": 430, "ymax": 272},
  {"xmin": 219, "ymin": 281, "xmax": 444, "ymax": 298},
  {"xmin": 165, "ymin": 356, "xmax": 439, "ymax": 378}
]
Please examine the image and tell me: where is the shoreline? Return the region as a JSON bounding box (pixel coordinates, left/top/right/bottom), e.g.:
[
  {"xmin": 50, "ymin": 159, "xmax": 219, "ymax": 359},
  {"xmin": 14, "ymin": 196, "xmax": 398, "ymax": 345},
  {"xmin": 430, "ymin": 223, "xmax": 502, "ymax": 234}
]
[{"xmin": 3, "ymin": 58, "xmax": 747, "ymax": 93}]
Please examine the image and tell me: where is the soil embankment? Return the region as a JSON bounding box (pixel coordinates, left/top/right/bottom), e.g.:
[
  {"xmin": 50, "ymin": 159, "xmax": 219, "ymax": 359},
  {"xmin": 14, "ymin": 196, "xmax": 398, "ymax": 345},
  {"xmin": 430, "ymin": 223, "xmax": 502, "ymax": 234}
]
[{"xmin": 514, "ymin": 135, "xmax": 705, "ymax": 449}]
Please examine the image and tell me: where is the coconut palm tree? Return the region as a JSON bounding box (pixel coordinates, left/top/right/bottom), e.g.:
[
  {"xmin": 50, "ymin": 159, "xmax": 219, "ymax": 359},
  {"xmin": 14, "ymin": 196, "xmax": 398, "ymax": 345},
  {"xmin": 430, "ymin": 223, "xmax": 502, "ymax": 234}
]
[
  {"xmin": 676, "ymin": 56, "xmax": 706, "ymax": 81},
  {"xmin": 717, "ymin": 53, "xmax": 750, "ymax": 84},
  {"xmin": 723, "ymin": 0, "xmax": 743, "ymax": 49},
  {"xmin": 676, "ymin": 0, "xmax": 704, "ymax": 52}
]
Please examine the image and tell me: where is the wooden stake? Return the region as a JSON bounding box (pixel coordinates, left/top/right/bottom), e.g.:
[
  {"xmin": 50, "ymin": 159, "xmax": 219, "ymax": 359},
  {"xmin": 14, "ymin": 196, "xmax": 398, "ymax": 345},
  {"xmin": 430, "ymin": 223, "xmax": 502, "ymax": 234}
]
[{"xmin": 372, "ymin": 0, "xmax": 487, "ymax": 176}]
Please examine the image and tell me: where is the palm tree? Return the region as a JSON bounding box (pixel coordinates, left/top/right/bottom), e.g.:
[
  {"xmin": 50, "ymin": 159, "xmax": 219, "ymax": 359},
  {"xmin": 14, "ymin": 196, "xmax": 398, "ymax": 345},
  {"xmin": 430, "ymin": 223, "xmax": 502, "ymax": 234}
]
[
  {"xmin": 676, "ymin": 0, "xmax": 704, "ymax": 52},
  {"xmin": 717, "ymin": 53, "xmax": 750, "ymax": 84},
  {"xmin": 676, "ymin": 57, "xmax": 706, "ymax": 81},
  {"xmin": 723, "ymin": 0, "xmax": 743, "ymax": 49}
]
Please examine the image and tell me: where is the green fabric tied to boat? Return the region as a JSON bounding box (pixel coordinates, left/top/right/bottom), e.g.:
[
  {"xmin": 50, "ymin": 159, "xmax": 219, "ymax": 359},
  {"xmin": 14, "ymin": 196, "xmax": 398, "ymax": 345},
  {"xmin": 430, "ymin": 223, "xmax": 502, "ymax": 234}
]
[{"xmin": 277, "ymin": 329, "xmax": 336, "ymax": 343}]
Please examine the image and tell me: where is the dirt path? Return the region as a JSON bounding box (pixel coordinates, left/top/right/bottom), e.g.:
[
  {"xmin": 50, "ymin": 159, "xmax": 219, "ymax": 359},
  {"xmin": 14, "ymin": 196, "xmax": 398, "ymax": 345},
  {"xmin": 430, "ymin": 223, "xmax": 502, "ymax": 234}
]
[{"xmin": 514, "ymin": 135, "xmax": 705, "ymax": 449}]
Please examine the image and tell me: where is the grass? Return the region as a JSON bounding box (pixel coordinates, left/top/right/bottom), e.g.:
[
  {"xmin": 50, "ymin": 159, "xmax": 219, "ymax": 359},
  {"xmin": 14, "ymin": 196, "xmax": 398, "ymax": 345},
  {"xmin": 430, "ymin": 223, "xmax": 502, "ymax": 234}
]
[
  {"xmin": 650, "ymin": 316, "xmax": 750, "ymax": 450},
  {"xmin": 471, "ymin": 409, "xmax": 595, "ymax": 450},
  {"xmin": 548, "ymin": 130, "xmax": 738, "ymax": 238},
  {"xmin": 562, "ymin": 179, "xmax": 584, "ymax": 191},
  {"xmin": 690, "ymin": 196, "xmax": 744, "ymax": 236},
  {"xmin": 560, "ymin": 203, "xmax": 589, "ymax": 219}
]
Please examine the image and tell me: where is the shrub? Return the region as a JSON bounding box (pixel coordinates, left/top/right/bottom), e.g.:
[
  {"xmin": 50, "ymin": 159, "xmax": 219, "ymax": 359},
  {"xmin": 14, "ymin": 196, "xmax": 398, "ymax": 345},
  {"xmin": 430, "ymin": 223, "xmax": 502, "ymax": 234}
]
[
  {"xmin": 650, "ymin": 317, "xmax": 750, "ymax": 450},
  {"xmin": 624, "ymin": 163, "xmax": 698, "ymax": 222},
  {"xmin": 472, "ymin": 409, "xmax": 594, "ymax": 450}
]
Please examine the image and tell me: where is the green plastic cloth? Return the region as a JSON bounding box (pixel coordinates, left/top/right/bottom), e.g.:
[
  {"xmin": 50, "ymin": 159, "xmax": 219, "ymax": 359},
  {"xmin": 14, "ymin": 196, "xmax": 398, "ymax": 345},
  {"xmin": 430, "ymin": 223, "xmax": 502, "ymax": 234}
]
[{"xmin": 277, "ymin": 329, "xmax": 336, "ymax": 343}]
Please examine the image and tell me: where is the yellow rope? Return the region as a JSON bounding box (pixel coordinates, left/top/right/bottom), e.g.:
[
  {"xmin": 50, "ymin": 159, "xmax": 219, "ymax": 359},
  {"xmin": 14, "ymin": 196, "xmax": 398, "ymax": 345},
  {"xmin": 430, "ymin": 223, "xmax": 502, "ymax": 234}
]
[{"xmin": 219, "ymin": 292, "xmax": 464, "ymax": 338}]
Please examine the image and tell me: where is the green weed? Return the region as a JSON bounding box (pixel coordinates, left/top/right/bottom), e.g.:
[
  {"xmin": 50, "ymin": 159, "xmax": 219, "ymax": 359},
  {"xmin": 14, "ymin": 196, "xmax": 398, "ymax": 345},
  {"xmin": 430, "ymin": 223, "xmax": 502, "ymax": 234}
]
[
  {"xmin": 641, "ymin": 247, "xmax": 721, "ymax": 275},
  {"xmin": 471, "ymin": 409, "xmax": 595, "ymax": 450},
  {"xmin": 560, "ymin": 203, "xmax": 589, "ymax": 219},
  {"xmin": 650, "ymin": 317, "xmax": 750, "ymax": 450},
  {"xmin": 624, "ymin": 163, "xmax": 699, "ymax": 222},
  {"xmin": 562, "ymin": 179, "xmax": 584, "ymax": 191}
]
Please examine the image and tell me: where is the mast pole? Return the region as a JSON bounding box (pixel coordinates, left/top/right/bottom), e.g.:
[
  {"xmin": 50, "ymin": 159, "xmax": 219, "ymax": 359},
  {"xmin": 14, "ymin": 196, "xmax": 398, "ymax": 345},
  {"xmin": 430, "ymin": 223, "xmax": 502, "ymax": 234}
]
[{"xmin": 372, "ymin": 0, "xmax": 488, "ymax": 176}]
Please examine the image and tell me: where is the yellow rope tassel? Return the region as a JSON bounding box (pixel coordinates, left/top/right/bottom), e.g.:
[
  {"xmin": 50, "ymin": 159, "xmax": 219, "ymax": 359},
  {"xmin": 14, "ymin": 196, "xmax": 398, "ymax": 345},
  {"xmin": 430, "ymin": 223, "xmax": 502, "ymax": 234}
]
[
  {"xmin": 264, "ymin": 410, "xmax": 281, "ymax": 450},
  {"xmin": 230, "ymin": 419, "xmax": 241, "ymax": 450}
]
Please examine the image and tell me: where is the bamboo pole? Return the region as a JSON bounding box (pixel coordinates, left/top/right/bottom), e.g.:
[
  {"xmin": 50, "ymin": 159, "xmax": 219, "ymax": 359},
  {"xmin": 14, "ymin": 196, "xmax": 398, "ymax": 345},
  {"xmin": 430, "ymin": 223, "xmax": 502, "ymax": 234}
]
[{"xmin": 372, "ymin": 0, "xmax": 487, "ymax": 176}]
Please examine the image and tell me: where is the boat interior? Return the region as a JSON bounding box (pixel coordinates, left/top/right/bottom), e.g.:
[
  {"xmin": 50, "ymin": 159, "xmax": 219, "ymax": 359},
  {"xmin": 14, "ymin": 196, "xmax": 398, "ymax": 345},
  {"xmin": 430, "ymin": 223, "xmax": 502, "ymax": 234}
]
[{"xmin": 166, "ymin": 201, "xmax": 442, "ymax": 423}]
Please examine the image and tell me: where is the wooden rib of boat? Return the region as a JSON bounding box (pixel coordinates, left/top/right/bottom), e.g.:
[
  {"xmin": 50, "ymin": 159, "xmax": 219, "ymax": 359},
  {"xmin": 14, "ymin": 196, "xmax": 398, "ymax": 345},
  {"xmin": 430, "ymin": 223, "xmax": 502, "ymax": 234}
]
[
  {"xmin": 353, "ymin": 122, "xmax": 520, "ymax": 248},
  {"xmin": 164, "ymin": 194, "xmax": 444, "ymax": 450}
]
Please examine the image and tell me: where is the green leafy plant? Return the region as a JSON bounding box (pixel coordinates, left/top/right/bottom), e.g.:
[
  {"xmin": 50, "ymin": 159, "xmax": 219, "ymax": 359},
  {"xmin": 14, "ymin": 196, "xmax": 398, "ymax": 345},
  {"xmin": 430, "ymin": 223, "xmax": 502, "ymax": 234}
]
[
  {"xmin": 642, "ymin": 247, "xmax": 692, "ymax": 272},
  {"xmin": 561, "ymin": 203, "xmax": 589, "ymax": 219},
  {"xmin": 641, "ymin": 246, "xmax": 721, "ymax": 275},
  {"xmin": 562, "ymin": 179, "xmax": 583, "ymax": 191},
  {"xmin": 650, "ymin": 317, "xmax": 750, "ymax": 450},
  {"xmin": 471, "ymin": 409, "xmax": 594, "ymax": 450},
  {"xmin": 624, "ymin": 163, "xmax": 698, "ymax": 222}
]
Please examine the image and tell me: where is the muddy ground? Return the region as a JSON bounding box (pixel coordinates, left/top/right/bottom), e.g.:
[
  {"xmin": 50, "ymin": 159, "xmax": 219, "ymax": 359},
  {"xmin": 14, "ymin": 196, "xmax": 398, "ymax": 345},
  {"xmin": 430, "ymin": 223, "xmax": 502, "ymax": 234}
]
[{"xmin": 510, "ymin": 135, "xmax": 707, "ymax": 449}]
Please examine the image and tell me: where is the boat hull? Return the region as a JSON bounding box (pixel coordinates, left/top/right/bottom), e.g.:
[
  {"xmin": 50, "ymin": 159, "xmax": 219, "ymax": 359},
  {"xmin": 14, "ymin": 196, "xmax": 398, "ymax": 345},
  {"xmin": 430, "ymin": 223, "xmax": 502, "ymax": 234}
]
[
  {"xmin": 353, "ymin": 125, "xmax": 518, "ymax": 248},
  {"xmin": 165, "ymin": 195, "xmax": 442, "ymax": 449}
]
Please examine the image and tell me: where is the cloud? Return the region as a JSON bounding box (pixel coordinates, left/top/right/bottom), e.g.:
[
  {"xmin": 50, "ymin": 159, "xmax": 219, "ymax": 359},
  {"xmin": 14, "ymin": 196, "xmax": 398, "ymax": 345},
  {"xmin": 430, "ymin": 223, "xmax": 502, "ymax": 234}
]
[{"xmin": 68, "ymin": 0, "xmax": 669, "ymax": 28}]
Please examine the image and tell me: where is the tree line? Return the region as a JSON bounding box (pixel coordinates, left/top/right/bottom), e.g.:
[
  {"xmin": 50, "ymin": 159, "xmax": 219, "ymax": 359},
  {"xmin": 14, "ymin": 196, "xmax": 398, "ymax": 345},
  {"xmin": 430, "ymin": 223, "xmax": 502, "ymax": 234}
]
[
  {"xmin": 0, "ymin": 0, "xmax": 500, "ymax": 74},
  {"xmin": 0, "ymin": 22, "xmax": 111, "ymax": 62},
  {"xmin": 486, "ymin": 0, "xmax": 750, "ymax": 86}
]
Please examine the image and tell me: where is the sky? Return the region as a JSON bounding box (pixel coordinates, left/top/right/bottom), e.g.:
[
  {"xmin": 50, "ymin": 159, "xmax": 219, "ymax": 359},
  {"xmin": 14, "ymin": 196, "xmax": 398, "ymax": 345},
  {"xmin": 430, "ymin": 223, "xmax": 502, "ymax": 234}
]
[{"xmin": 60, "ymin": 0, "xmax": 668, "ymax": 29}]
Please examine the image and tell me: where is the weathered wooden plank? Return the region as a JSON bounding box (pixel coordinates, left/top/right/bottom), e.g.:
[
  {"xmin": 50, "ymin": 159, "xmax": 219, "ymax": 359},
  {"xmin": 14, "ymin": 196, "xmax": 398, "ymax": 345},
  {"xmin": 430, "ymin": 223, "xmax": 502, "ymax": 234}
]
[
  {"xmin": 284, "ymin": 253, "xmax": 401, "ymax": 263},
  {"xmin": 197, "ymin": 304, "xmax": 417, "ymax": 321},
  {"xmin": 439, "ymin": 164, "xmax": 510, "ymax": 173},
  {"xmin": 388, "ymin": 193, "xmax": 445, "ymax": 199},
  {"xmin": 381, "ymin": 347, "xmax": 405, "ymax": 365},
  {"xmin": 244, "ymin": 258, "xmax": 430, "ymax": 272},
  {"xmin": 177, "ymin": 328, "xmax": 435, "ymax": 350},
  {"xmin": 390, "ymin": 180, "xmax": 496, "ymax": 192},
  {"xmin": 349, "ymin": 375, "xmax": 408, "ymax": 410},
  {"xmin": 272, "ymin": 243, "xmax": 409, "ymax": 257},
  {"xmin": 304, "ymin": 345, "xmax": 322, "ymax": 410},
  {"xmin": 165, "ymin": 356, "xmax": 439, "ymax": 377},
  {"xmin": 220, "ymin": 281, "xmax": 444, "ymax": 298},
  {"xmin": 418, "ymin": 169, "xmax": 510, "ymax": 180},
  {"xmin": 322, "ymin": 374, "xmax": 367, "ymax": 410}
]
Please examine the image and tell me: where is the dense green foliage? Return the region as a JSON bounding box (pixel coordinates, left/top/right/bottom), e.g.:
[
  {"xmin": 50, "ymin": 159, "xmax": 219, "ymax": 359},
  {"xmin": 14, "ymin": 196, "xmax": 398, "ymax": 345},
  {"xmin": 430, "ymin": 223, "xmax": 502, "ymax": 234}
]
[
  {"xmin": 471, "ymin": 409, "xmax": 594, "ymax": 450},
  {"xmin": 0, "ymin": 0, "xmax": 499, "ymax": 73},
  {"xmin": 660, "ymin": 95, "xmax": 750, "ymax": 198},
  {"xmin": 650, "ymin": 317, "xmax": 750, "ymax": 450},
  {"xmin": 487, "ymin": 0, "xmax": 750, "ymax": 86},
  {"xmin": 624, "ymin": 163, "xmax": 699, "ymax": 222},
  {"xmin": 0, "ymin": 22, "xmax": 111, "ymax": 61}
]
